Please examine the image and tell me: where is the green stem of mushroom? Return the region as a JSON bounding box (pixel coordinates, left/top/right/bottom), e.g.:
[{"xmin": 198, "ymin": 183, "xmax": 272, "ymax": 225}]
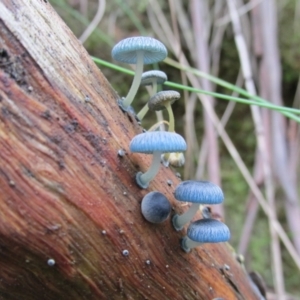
[
  {"xmin": 139, "ymin": 151, "xmax": 162, "ymax": 185},
  {"xmin": 136, "ymin": 81, "xmax": 159, "ymax": 121},
  {"xmin": 122, "ymin": 51, "xmax": 144, "ymax": 109},
  {"xmin": 172, "ymin": 203, "xmax": 200, "ymax": 230},
  {"xmin": 181, "ymin": 236, "xmax": 202, "ymax": 253},
  {"xmin": 136, "ymin": 103, "xmax": 148, "ymax": 121},
  {"xmin": 148, "ymin": 120, "xmax": 170, "ymax": 132},
  {"xmin": 166, "ymin": 103, "xmax": 175, "ymax": 132},
  {"xmin": 152, "ymin": 82, "xmax": 158, "ymax": 96}
]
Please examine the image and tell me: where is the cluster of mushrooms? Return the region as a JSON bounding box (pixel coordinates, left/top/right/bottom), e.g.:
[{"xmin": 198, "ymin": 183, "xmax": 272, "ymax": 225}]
[{"xmin": 111, "ymin": 36, "xmax": 230, "ymax": 253}]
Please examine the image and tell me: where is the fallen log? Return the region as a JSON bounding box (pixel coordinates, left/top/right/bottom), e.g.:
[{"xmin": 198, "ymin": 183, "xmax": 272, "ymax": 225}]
[{"xmin": 0, "ymin": 1, "xmax": 260, "ymax": 299}]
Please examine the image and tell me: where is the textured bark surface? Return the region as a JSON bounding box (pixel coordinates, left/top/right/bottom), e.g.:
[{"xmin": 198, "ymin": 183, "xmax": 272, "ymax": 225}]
[{"xmin": 0, "ymin": 1, "xmax": 260, "ymax": 299}]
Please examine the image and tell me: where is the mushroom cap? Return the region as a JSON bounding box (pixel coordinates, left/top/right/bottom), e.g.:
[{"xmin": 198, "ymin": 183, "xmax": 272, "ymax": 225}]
[
  {"xmin": 148, "ymin": 90, "xmax": 180, "ymax": 111},
  {"xmin": 130, "ymin": 131, "xmax": 187, "ymax": 154},
  {"xmin": 140, "ymin": 70, "xmax": 168, "ymax": 86},
  {"xmin": 141, "ymin": 191, "xmax": 171, "ymax": 223},
  {"xmin": 161, "ymin": 152, "xmax": 185, "ymax": 168},
  {"xmin": 168, "ymin": 152, "xmax": 185, "ymax": 167},
  {"xmin": 174, "ymin": 180, "xmax": 224, "ymax": 204},
  {"xmin": 111, "ymin": 37, "xmax": 167, "ymax": 65},
  {"xmin": 187, "ymin": 219, "xmax": 230, "ymax": 243}
]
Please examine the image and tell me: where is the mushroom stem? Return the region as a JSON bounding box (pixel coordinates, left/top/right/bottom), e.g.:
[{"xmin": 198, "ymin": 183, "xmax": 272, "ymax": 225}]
[
  {"xmin": 136, "ymin": 151, "xmax": 162, "ymax": 189},
  {"xmin": 136, "ymin": 103, "xmax": 148, "ymax": 121},
  {"xmin": 122, "ymin": 51, "xmax": 144, "ymax": 109},
  {"xmin": 181, "ymin": 236, "xmax": 202, "ymax": 253},
  {"xmin": 172, "ymin": 202, "xmax": 200, "ymax": 231},
  {"xmin": 166, "ymin": 103, "xmax": 175, "ymax": 132},
  {"xmin": 148, "ymin": 120, "xmax": 169, "ymax": 132},
  {"xmin": 136, "ymin": 81, "xmax": 158, "ymax": 121},
  {"xmin": 152, "ymin": 82, "xmax": 158, "ymax": 96}
]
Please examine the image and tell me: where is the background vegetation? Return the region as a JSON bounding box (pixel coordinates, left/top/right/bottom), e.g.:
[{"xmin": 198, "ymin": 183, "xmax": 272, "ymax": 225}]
[{"xmin": 50, "ymin": 0, "xmax": 300, "ymax": 298}]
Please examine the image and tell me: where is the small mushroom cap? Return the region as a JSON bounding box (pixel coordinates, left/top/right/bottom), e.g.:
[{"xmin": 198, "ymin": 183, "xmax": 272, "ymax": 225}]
[
  {"xmin": 141, "ymin": 191, "xmax": 171, "ymax": 223},
  {"xmin": 148, "ymin": 90, "xmax": 180, "ymax": 111},
  {"xmin": 174, "ymin": 180, "xmax": 224, "ymax": 204},
  {"xmin": 140, "ymin": 70, "xmax": 168, "ymax": 86},
  {"xmin": 161, "ymin": 152, "xmax": 185, "ymax": 168},
  {"xmin": 111, "ymin": 37, "xmax": 167, "ymax": 65},
  {"xmin": 130, "ymin": 131, "xmax": 187, "ymax": 154},
  {"xmin": 168, "ymin": 152, "xmax": 185, "ymax": 167},
  {"xmin": 187, "ymin": 219, "xmax": 230, "ymax": 243}
]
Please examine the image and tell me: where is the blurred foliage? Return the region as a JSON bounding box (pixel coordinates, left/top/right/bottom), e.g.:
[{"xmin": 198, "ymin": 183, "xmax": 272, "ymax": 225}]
[
  {"xmin": 50, "ymin": 0, "xmax": 300, "ymax": 297},
  {"xmin": 279, "ymin": 0, "xmax": 300, "ymax": 71},
  {"xmin": 278, "ymin": 0, "xmax": 300, "ymax": 109}
]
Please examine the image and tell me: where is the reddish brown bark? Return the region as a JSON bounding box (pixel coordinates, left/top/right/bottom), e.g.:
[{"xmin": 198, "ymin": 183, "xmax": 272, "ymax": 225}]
[{"xmin": 0, "ymin": 1, "xmax": 260, "ymax": 299}]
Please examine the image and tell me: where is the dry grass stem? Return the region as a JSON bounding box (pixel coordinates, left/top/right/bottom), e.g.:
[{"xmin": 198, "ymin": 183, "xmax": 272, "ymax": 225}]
[
  {"xmin": 227, "ymin": 0, "xmax": 285, "ymax": 297},
  {"xmin": 79, "ymin": 0, "xmax": 106, "ymax": 43}
]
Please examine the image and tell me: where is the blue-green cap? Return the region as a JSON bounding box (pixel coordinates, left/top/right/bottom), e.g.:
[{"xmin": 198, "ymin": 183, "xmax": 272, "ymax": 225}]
[
  {"xmin": 130, "ymin": 131, "xmax": 187, "ymax": 154},
  {"xmin": 187, "ymin": 219, "xmax": 230, "ymax": 243},
  {"xmin": 140, "ymin": 70, "xmax": 167, "ymax": 86},
  {"xmin": 174, "ymin": 180, "xmax": 224, "ymax": 204},
  {"xmin": 111, "ymin": 37, "xmax": 167, "ymax": 65}
]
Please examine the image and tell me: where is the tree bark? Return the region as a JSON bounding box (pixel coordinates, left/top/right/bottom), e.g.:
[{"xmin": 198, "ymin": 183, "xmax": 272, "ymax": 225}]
[{"xmin": 0, "ymin": 1, "xmax": 260, "ymax": 299}]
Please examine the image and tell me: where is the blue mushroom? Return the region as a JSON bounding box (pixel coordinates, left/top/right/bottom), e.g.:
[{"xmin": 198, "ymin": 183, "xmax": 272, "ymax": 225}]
[
  {"xmin": 140, "ymin": 70, "xmax": 167, "ymax": 92},
  {"xmin": 181, "ymin": 219, "xmax": 230, "ymax": 253},
  {"xmin": 148, "ymin": 90, "xmax": 180, "ymax": 132},
  {"xmin": 130, "ymin": 131, "xmax": 187, "ymax": 189},
  {"xmin": 172, "ymin": 180, "xmax": 224, "ymax": 231},
  {"xmin": 141, "ymin": 191, "xmax": 171, "ymax": 223},
  {"xmin": 111, "ymin": 37, "xmax": 167, "ymax": 111},
  {"xmin": 137, "ymin": 70, "xmax": 168, "ymax": 121}
]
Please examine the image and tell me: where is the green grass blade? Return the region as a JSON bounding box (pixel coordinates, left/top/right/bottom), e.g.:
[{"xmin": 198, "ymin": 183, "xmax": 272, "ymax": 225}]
[
  {"xmin": 92, "ymin": 57, "xmax": 300, "ymax": 123},
  {"xmin": 164, "ymin": 57, "xmax": 300, "ymax": 121}
]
